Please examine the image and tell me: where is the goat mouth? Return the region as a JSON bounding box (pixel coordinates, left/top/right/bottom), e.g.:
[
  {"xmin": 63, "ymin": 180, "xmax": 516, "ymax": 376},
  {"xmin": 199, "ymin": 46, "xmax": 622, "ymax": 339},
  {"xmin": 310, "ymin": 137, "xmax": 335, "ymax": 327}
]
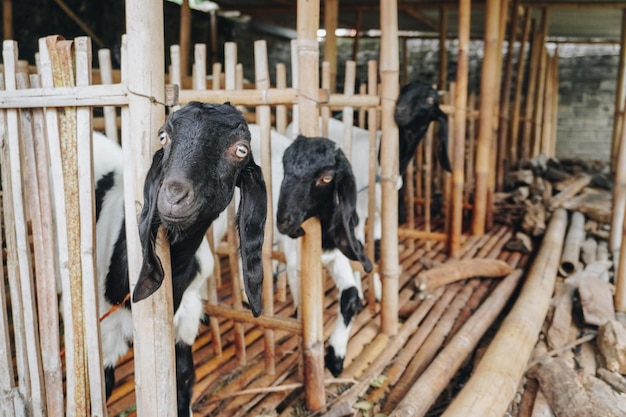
[
  {"xmin": 277, "ymin": 224, "xmax": 305, "ymax": 239},
  {"xmin": 158, "ymin": 210, "xmax": 198, "ymax": 229}
]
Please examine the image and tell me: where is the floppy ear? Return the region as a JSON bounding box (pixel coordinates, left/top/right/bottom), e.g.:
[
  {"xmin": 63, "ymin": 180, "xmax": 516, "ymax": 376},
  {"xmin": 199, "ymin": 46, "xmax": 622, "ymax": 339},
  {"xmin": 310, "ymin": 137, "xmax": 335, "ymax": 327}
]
[
  {"xmin": 133, "ymin": 149, "xmax": 166, "ymax": 303},
  {"xmin": 330, "ymin": 149, "xmax": 373, "ymax": 273},
  {"xmin": 236, "ymin": 156, "xmax": 267, "ymax": 317},
  {"xmin": 435, "ymin": 107, "xmax": 452, "ymax": 173}
]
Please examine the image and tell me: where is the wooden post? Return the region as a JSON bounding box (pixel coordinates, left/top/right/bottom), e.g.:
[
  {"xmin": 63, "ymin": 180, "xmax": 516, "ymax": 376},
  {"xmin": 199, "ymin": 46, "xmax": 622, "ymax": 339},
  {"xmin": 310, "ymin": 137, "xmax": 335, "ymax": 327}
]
[
  {"xmin": 379, "ymin": 0, "xmax": 400, "ymax": 336},
  {"xmin": 179, "ymin": 0, "xmax": 191, "ymax": 77},
  {"xmin": 496, "ymin": 0, "xmax": 520, "ymax": 191},
  {"xmin": 509, "ymin": 7, "xmax": 531, "ymax": 166},
  {"xmin": 450, "ymin": 0, "xmax": 470, "ymax": 258},
  {"xmin": 439, "ymin": 7, "xmax": 448, "ymax": 90},
  {"xmin": 323, "ymin": 0, "xmax": 338, "ymax": 93},
  {"xmin": 124, "ymin": 0, "xmax": 178, "ymax": 413},
  {"xmin": 254, "ymin": 40, "xmax": 276, "ymax": 375},
  {"xmin": 297, "ymin": 0, "xmax": 325, "ymax": 410},
  {"xmin": 472, "ymin": 0, "xmax": 501, "ymax": 236},
  {"xmin": 611, "ymin": 10, "xmax": 626, "ymax": 174}
]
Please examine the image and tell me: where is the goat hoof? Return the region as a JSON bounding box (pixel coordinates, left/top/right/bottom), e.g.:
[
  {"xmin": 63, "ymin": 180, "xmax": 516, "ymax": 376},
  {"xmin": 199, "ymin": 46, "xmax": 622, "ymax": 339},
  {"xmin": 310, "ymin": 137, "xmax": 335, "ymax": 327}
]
[
  {"xmin": 340, "ymin": 287, "xmax": 363, "ymax": 326},
  {"xmin": 325, "ymin": 346, "xmax": 344, "ymax": 377}
]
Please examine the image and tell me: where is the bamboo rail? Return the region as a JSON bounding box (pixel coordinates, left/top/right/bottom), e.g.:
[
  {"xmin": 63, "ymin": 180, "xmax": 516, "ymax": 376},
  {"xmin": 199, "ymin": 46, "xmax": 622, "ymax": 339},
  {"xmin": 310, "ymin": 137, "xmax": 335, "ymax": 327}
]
[{"xmin": 441, "ymin": 208, "xmax": 568, "ymax": 417}]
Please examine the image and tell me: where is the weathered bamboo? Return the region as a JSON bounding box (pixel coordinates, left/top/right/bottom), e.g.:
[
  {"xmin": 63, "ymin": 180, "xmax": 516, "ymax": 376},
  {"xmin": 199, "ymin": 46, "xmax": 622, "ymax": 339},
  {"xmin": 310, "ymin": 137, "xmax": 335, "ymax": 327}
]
[
  {"xmin": 321, "ymin": 61, "xmax": 331, "ymax": 137},
  {"xmin": 614, "ymin": 114, "xmax": 626, "ymax": 311},
  {"xmin": 254, "ymin": 40, "xmax": 276, "ymax": 375},
  {"xmin": 465, "ymin": 92, "xmax": 477, "ymax": 203},
  {"xmin": 442, "ymin": 208, "xmax": 568, "ymax": 417},
  {"xmin": 275, "ymin": 63, "xmax": 287, "ymax": 134},
  {"xmin": 358, "ymin": 83, "xmax": 367, "ymax": 128},
  {"xmin": 472, "ymin": 0, "xmax": 501, "ymax": 236},
  {"xmin": 124, "ymin": 0, "xmax": 178, "ymax": 412},
  {"xmin": 444, "ymin": 83, "xmax": 455, "ymax": 246},
  {"xmin": 611, "ymin": 10, "xmax": 626, "ymax": 173},
  {"xmin": 510, "ymin": 8, "xmax": 532, "ymax": 166},
  {"xmin": 559, "ymin": 211, "xmax": 585, "ymax": 277},
  {"xmin": 343, "ymin": 60, "xmax": 356, "ymax": 162},
  {"xmin": 497, "ymin": 0, "xmax": 520, "ymax": 191},
  {"xmin": 416, "ymin": 258, "xmax": 514, "ymax": 292},
  {"xmin": 390, "ymin": 269, "xmax": 524, "ymax": 417},
  {"xmin": 297, "ymin": 0, "xmax": 325, "ymax": 410},
  {"xmin": 179, "ymin": 0, "xmax": 191, "ymax": 77},
  {"xmin": 424, "ymin": 124, "xmax": 434, "ymax": 251},
  {"xmin": 0, "ymin": 209, "xmax": 15, "ymax": 417},
  {"xmin": 379, "ymin": 0, "xmax": 400, "ymax": 336},
  {"xmin": 541, "ymin": 53, "xmax": 555, "ymax": 158},
  {"xmin": 532, "ymin": 10, "xmax": 550, "ymax": 157},
  {"xmin": 2, "ymin": 0, "xmax": 11, "ymax": 40},
  {"xmin": 548, "ymin": 175, "xmax": 592, "ymax": 211},
  {"xmin": 323, "ymin": 0, "xmax": 338, "ymax": 93},
  {"xmin": 450, "ymin": 0, "xmax": 470, "ymax": 258},
  {"xmin": 193, "ymin": 43, "xmax": 207, "ymax": 90},
  {"xmin": 97, "ymin": 48, "xmax": 119, "ymax": 142},
  {"xmin": 521, "ymin": 25, "xmax": 542, "ymax": 162},
  {"xmin": 366, "ymin": 59, "xmax": 379, "ymax": 313}
]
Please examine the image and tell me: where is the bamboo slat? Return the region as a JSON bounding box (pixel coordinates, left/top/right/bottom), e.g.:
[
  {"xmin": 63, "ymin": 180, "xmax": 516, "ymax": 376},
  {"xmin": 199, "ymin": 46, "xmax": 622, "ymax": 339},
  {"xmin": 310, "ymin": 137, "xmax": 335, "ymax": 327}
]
[
  {"xmin": 275, "ymin": 63, "xmax": 287, "ymax": 134},
  {"xmin": 97, "ymin": 48, "xmax": 119, "ymax": 142},
  {"xmin": 254, "ymin": 39, "xmax": 276, "ymax": 375},
  {"xmin": 442, "ymin": 208, "xmax": 568, "ymax": 417},
  {"xmin": 124, "ymin": 1, "xmax": 178, "ymax": 413},
  {"xmin": 342, "ymin": 60, "xmax": 356, "ymax": 162},
  {"xmin": 365, "ymin": 59, "xmax": 379, "ymax": 313},
  {"xmin": 450, "ymin": 0, "xmax": 470, "ymax": 257}
]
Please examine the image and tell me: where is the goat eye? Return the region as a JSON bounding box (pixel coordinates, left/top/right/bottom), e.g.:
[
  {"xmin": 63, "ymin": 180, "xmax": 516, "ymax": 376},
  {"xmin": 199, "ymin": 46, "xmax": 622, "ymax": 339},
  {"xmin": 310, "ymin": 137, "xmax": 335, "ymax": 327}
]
[
  {"xmin": 158, "ymin": 131, "xmax": 170, "ymax": 145},
  {"xmin": 318, "ymin": 174, "xmax": 333, "ymax": 185},
  {"xmin": 235, "ymin": 144, "xmax": 248, "ymax": 158}
]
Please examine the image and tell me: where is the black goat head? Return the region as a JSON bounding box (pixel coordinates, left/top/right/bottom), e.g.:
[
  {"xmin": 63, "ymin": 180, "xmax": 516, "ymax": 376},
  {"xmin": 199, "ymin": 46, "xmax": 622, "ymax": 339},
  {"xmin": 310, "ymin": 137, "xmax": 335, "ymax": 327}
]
[
  {"xmin": 276, "ymin": 135, "xmax": 372, "ymax": 273},
  {"xmin": 394, "ymin": 80, "xmax": 452, "ymax": 173},
  {"xmin": 133, "ymin": 101, "xmax": 267, "ymax": 317}
]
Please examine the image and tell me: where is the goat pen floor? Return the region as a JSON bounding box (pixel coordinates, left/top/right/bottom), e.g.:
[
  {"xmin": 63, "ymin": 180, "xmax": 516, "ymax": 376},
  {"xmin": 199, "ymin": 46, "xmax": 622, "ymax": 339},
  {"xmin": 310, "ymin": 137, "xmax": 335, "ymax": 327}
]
[{"xmin": 106, "ymin": 224, "xmax": 524, "ymax": 417}]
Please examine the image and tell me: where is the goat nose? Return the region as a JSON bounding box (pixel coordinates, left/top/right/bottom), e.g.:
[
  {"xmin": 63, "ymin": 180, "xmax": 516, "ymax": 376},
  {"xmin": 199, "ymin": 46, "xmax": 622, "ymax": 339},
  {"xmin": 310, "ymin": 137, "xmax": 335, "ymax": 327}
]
[{"xmin": 162, "ymin": 180, "xmax": 193, "ymax": 206}]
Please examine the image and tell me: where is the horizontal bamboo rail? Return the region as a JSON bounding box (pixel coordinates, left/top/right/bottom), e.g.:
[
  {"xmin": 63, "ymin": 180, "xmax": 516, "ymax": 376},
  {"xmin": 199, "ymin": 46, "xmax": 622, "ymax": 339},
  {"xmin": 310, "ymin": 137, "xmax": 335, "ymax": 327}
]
[{"xmin": 204, "ymin": 305, "xmax": 302, "ymax": 333}]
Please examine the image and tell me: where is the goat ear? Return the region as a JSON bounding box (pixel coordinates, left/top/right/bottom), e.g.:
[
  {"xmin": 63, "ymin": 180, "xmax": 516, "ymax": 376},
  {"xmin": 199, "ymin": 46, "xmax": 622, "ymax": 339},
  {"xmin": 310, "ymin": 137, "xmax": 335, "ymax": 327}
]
[
  {"xmin": 331, "ymin": 149, "xmax": 373, "ymax": 273},
  {"xmin": 236, "ymin": 157, "xmax": 267, "ymax": 317},
  {"xmin": 435, "ymin": 108, "xmax": 452, "ymax": 173},
  {"xmin": 133, "ymin": 149, "xmax": 166, "ymax": 303}
]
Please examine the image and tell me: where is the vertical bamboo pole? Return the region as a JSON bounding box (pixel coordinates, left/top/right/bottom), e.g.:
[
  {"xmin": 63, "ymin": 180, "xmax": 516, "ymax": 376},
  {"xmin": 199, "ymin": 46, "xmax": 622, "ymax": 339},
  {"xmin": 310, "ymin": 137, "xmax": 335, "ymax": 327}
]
[
  {"xmin": 472, "ymin": 0, "xmax": 501, "ymax": 236},
  {"xmin": 366, "ymin": 60, "xmax": 379, "ymax": 312},
  {"xmin": 124, "ymin": 0, "xmax": 177, "ymax": 413},
  {"xmin": 521, "ymin": 24, "xmax": 541, "ymax": 162},
  {"xmin": 323, "ymin": 0, "xmax": 338, "ymax": 94},
  {"xmin": 439, "ymin": 7, "xmax": 448, "ymax": 90},
  {"xmin": 510, "ymin": 8, "xmax": 531, "ymax": 166},
  {"xmin": 550, "ymin": 49, "xmax": 559, "ymax": 157},
  {"xmin": 3, "ymin": 40, "xmax": 46, "ymax": 417},
  {"xmin": 321, "ymin": 61, "xmax": 331, "ymax": 137},
  {"xmin": 450, "ymin": 0, "xmax": 471, "ymax": 258},
  {"xmin": 289, "ymin": 39, "xmax": 299, "ymax": 139},
  {"xmin": 464, "ymin": 92, "xmax": 477, "ymax": 204},
  {"xmin": 98, "ymin": 48, "xmax": 119, "ymax": 143},
  {"xmin": 0, "ymin": 197, "xmax": 15, "ymax": 417},
  {"xmin": 443, "ymin": 83, "xmax": 455, "ymax": 242},
  {"xmin": 613, "ymin": 112, "xmax": 626, "ymax": 311},
  {"xmin": 401, "ymin": 38, "xmax": 408, "ymax": 86},
  {"xmin": 170, "ymin": 45, "xmax": 181, "ymax": 90},
  {"xmin": 343, "ymin": 60, "xmax": 356, "ymax": 161},
  {"xmin": 210, "ymin": 11, "xmax": 218, "ymax": 64},
  {"xmin": 541, "ymin": 53, "xmax": 555, "ymax": 158},
  {"xmin": 379, "ymin": 0, "xmax": 400, "ymax": 336},
  {"xmin": 2, "ymin": 0, "xmax": 12, "ymax": 40},
  {"xmin": 276, "ymin": 63, "xmax": 288, "ymax": 134},
  {"xmin": 193, "ymin": 43, "xmax": 206, "ymax": 90},
  {"xmin": 611, "ymin": 10, "xmax": 626, "ymax": 173},
  {"xmin": 351, "ymin": 11, "xmax": 363, "ymax": 62},
  {"xmin": 496, "ymin": 0, "xmax": 520, "ymax": 191},
  {"xmin": 532, "ymin": 9, "xmax": 550, "ymax": 158},
  {"xmin": 424, "ymin": 125, "xmax": 433, "ymax": 252},
  {"xmin": 224, "ymin": 42, "xmax": 247, "ymax": 365},
  {"xmin": 358, "ymin": 83, "xmax": 367, "ymax": 128},
  {"xmin": 254, "ymin": 40, "xmax": 276, "ymax": 375},
  {"xmin": 297, "ymin": 0, "xmax": 324, "ymax": 410},
  {"xmin": 179, "ymin": 0, "xmax": 191, "ymax": 77}
]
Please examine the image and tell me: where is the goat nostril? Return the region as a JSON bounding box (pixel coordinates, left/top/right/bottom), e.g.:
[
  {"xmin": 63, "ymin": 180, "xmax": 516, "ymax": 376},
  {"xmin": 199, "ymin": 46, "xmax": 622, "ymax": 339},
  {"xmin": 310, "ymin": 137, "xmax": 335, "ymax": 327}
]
[{"xmin": 163, "ymin": 180, "xmax": 193, "ymax": 205}]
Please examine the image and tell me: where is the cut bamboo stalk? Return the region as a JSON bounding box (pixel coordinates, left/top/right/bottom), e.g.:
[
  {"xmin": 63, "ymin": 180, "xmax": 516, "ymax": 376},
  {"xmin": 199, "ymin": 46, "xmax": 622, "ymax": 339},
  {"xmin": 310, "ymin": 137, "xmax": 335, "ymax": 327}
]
[
  {"xmin": 389, "ymin": 269, "xmax": 524, "ymax": 417},
  {"xmin": 275, "ymin": 63, "xmax": 287, "ymax": 135},
  {"xmin": 97, "ymin": 48, "xmax": 119, "ymax": 143},
  {"xmin": 510, "ymin": 8, "xmax": 532, "ymax": 166},
  {"xmin": 323, "ymin": 0, "xmax": 338, "ymax": 94},
  {"xmin": 548, "ymin": 175, "xmax": 591, "ymax": 211},
  {"xmin": 521, "ymin": 25, "xmax": 542, "ymax": 162},
  {"xmin": 450, "ymin": 0, "xmax": 470, "ymax": 257},
  {"xmin": 442, "ymin": 208, "xmax": 568, "ymax": 417},
  {"xmin": 321, "ymin": 61, "xmax": 331, "ymax": 137},
  {"xmin": 531, "ymin": 10, "xmax": 550, "ymax": 157},
  {"xmin": 193, "ymin": 43, "xmax": 206, "ymax": 90},
  {"xmin": 342, "ymin": 60, "xmax": 356, "ymax": 162},
  {"xmin": 465, "ymin": 92, "xmax": 477, "ymax": 203},
  {"xmin": 558, "ymin": 211, "xmax": 585, "ymax": 277},
  {"xmin": 424, "ymin": 124, "xmax": 433, "ymax": 251},
  {"xmin": 254, "ymin": 39, "xmax": 276, "ymax": 375},
  {"xmin": 415, "ymin": 258, "xmax": 514, "ymax": 292},
  {"xmin": 179, "ymin": 0, "xmax": 191, "ymax": 77}
]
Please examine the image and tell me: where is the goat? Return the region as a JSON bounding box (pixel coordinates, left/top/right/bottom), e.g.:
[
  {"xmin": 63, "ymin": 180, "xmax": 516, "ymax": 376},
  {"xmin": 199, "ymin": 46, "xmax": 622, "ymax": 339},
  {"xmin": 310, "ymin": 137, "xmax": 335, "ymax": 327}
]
[
  {"xmin": 395, "ymin": 81, "xmax": 452, "ymax": 223},
  {"xmin": 92, "ymin": 102, "xmax": 266, "ymax": 417}
]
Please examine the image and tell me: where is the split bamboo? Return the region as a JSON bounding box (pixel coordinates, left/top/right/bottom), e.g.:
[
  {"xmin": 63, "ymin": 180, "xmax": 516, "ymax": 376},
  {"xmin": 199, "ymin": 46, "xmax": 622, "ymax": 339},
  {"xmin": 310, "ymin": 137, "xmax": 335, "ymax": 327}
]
[
  {"xmin": 124, "ymin": 0, "xmax": 178, "ymax": 412},
  {"xmin": 611, "ymin": 10, "xmax": 626, "ymax": 173},
  {"xmin": 297, "ymin": 0, "xmax": 325, "ymax": 410},
  {"xmin": 442, "ymin": 208, "xmax": 568, "ymax": 417},
  {"xmin": 379, "ymin": 0, "xmax": 400, "ymax": 336},
  {"xmin": 472, "ymin": 0, "xmax": 501, "ymax": 236},
  {"xmin": 254, "ymin": 39, "xmax": 276, "ymax": 375},
  {"xmin": 450, "ymin": 0, "xmax": 470, "ymax": 257}
]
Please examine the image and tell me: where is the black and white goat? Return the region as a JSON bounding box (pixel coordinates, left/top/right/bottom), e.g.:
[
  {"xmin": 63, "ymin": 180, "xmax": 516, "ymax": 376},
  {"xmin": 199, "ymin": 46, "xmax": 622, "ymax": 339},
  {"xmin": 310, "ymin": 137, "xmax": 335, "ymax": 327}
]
[{"xmin": 93, "ymin": 102, "xmax": 266, "ymax": 417}]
